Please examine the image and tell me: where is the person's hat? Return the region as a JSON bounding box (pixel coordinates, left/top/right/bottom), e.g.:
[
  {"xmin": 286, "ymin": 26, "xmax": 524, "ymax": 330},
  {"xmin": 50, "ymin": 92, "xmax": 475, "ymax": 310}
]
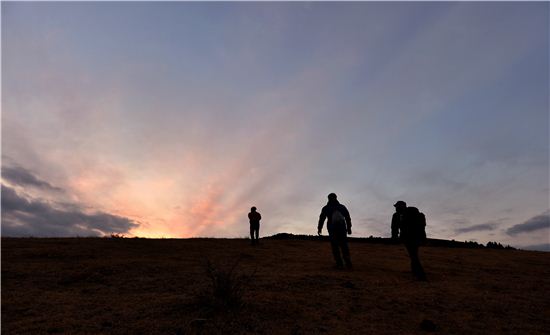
[
  {"xmin": 394, "ymin": 200, "xmax": 406, "ymax": 207},
  {"xmin": 251, "ymin": 206, "xmax": 257, "ymax": 211}
]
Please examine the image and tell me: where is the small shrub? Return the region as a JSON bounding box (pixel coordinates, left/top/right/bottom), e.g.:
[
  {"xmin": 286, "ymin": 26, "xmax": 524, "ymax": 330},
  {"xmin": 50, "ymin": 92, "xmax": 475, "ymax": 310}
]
[
  {"xmin": 486, "ymin": 241, "xmax": 504, "ymax": 249},
  {"xmin": 110, "ymin": 233, "xmax": 125, "ymax": 239},
  {"xmin": 203, "ymin": 258, "xmax": 254, "ymax": 311},
  {"xmin": 486, "ymin": 241, "xmax": 516, "ymax": 250}
]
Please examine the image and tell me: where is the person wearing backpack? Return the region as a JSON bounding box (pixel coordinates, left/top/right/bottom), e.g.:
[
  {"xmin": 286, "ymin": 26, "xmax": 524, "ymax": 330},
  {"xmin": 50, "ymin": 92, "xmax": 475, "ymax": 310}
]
[
  {"xmin": 392, "ymin": 201, "xmax": 427, "ymax": 280},
  {"xmin": 248, "ymin": 206, "xmax": 261, "ymax": 245},
  {"xmin": 318, "ymin": 193, "xmax": 353, "ymax": 269}
]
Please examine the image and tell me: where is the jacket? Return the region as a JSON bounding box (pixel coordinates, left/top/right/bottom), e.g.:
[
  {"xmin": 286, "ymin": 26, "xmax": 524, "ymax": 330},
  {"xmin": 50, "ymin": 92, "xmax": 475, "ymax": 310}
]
[{"xmin": 318, "ymin": 200, "xmax": 351, "ymax": 234}]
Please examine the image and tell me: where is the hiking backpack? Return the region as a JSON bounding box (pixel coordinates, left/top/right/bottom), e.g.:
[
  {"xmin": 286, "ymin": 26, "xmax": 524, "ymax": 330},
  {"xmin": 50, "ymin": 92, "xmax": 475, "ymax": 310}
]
[
  {"xmin": 407, "ymin": 207, "xmax": 427, "ymax": 242},
  {"xmin": 332, "ymin": 209, "xmax": 347, "ymax": 227}
]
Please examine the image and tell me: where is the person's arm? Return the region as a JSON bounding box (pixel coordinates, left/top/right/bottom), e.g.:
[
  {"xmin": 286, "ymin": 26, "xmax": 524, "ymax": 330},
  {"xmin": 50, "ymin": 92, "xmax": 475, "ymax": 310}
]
[
  {"xmin": 391, "ymin": 213, "xmax": 399, "ymax": 239},
  {"xmin": 258, "ymin": 213, "xmax": 262, "ymax": 221},
  {"xmin": 342, "ymin": 205, "xmax": 352, "ymax": 234},
  {"xmin": 318, "ymin": 208, "xmax": 326, "ymax": 235}
]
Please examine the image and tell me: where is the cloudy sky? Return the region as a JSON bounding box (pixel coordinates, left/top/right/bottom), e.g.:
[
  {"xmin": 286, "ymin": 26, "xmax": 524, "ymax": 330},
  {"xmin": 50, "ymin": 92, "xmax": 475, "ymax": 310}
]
[{"xmin": 2, "ymin": 2, "xmax": 549, "ymax": 250}]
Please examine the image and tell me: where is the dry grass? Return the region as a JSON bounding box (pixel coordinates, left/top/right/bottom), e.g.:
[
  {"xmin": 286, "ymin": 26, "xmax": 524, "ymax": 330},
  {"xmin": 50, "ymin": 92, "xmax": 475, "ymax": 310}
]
[{"xmin": 2, "ymin": 237, "xmax": 549, "ymax": 334}]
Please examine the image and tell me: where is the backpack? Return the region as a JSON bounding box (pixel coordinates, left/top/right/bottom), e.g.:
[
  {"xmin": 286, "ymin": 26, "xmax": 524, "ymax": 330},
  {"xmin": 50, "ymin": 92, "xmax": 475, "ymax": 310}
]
[
  {"xmin": 331, "ymin": 209, "xmax": 346, "ymax": 227},
  {"xmin": 405, "ymin": 207, "xmax": 427, "ymax": 243}
]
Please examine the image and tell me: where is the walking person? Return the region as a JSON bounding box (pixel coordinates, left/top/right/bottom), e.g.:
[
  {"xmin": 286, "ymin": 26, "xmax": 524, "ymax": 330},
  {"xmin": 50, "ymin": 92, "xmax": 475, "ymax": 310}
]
[
  {"xmin": 248, "ymin": 206, "xmax": 261, "ymax": 245},
  {"xmin": 392, "ymin": 201, "xmax": 427, "ymax": 280},
  {"xmin": 318, "ymin": 193, "xmax": 352, "ymax": 269}
]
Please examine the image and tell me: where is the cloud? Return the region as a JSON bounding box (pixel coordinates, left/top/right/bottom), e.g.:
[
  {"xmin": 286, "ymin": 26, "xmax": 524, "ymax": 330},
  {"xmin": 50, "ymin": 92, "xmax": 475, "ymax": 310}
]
[
  {"xmin": 2, "ymin": 164, "xmax": 63, "ymax": 192},
  {"xmin": 1, "ymin": 184, "xmax": 139, "ymax": 237},
  {"xmin": 455, "ymin": 222, "xmax": 500, "ymax": 234},
  {"xmin": 506, "ymin": 211, "xmax": 550, "ymax": 236},
  {"xmin": 454, "ymin": 218, "xmax": 510, "ymax": 235}
]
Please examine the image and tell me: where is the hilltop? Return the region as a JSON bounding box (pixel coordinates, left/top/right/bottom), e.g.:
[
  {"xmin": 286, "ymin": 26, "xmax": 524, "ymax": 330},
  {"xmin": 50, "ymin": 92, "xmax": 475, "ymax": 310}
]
[
  {"xmin": 264, "ymin": 233, "xmax": 517, "ymax": 250},
  {"xmin": 2, "ymin": 237, "xmax": 549, "ymax": 334}
]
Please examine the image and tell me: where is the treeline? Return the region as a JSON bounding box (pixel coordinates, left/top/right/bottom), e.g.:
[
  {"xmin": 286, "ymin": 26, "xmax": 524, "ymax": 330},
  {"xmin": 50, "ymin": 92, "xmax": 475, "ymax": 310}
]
[{"xmin": 264, "ymin": 233, "xmax": 516, "ymax": 250}]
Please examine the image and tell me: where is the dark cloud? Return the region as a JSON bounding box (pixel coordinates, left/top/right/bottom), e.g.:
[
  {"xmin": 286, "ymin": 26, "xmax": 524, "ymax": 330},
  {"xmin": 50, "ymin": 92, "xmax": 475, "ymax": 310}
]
[
  {"xmin": 455, "ymin": 222, "xmax": 499, "ymax": 234},
  {"xmin": 506, "ymin": 211, "xmax": 550, "ymax": 236},
  {"xmin": 1, "ymin": 184, "xmax": 138, "ymax": 237},
  {"xmin": 2, "ymin": 164, "xmax": 63, "ymax": 192}
]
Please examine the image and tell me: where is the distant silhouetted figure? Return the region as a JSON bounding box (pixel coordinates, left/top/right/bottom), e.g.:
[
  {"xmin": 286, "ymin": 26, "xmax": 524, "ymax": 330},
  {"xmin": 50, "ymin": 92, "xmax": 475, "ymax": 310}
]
[
  {"xmin": 248, "ymin": 207, "xmax": 261, "ymax": 245},
  {"xmin": 393, "ymin": 201, "xmax": 427, "ymax": 280},
  {"xmin": 318, "ymin": 193, "xmax": 352, "ymax": 269}
]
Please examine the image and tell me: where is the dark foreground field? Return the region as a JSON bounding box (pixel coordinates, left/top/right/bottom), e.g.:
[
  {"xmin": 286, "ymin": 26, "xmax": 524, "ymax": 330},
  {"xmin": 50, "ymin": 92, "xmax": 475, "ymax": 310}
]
[{"xmin": 2, "ymin": 237, "xmax": 549, "ymax": 334}]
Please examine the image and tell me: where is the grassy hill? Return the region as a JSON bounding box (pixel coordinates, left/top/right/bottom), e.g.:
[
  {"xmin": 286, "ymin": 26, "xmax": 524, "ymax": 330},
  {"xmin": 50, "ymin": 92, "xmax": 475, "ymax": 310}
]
[{"xmin": 2, "ymin": 237, "xmax": 549, "ymax": 334}]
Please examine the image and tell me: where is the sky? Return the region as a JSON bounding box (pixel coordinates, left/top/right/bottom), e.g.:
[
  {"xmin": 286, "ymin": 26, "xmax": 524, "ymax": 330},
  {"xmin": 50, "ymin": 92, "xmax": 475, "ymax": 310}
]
[{"xmin": 1, "ymin": 2, "xmax": 549, "ymax": 250}]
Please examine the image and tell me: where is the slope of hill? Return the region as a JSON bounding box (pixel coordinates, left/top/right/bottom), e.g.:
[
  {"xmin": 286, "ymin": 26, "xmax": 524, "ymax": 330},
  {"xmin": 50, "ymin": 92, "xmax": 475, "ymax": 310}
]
[
  {"xmin": 264, "ymin": 233, "xmax": 516, "ymax": 249},
  {"xmin": 2, "ymin": 237, "xmax": 549, "ymax": 334}
]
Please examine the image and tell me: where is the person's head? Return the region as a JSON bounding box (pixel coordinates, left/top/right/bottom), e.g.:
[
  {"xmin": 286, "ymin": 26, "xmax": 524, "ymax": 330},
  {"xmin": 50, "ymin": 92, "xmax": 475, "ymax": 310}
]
[
  {"xmin": 394, "ymin": 200, "xmax": 407, "ymax": 213},
  {"xmin": 251, "ymin": 206, "xmax": 257, "ymax": 212},
  {"xmin": 328, "ymin": 193, "xmax": 337, "ymax": 201}
]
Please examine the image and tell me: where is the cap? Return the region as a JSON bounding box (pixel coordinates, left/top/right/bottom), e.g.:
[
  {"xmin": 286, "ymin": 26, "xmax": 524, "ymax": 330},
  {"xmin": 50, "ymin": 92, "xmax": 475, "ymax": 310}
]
[{"xmin": 394, "ymin": 201, "xmax": 407, "ymax": 208}]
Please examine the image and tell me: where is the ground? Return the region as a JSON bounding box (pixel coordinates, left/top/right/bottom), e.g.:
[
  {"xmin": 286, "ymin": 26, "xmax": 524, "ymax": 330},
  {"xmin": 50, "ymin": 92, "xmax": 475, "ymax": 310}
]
[{"xmin": 2, "ymin": 237, "xmax": 549, "ymax": 334}]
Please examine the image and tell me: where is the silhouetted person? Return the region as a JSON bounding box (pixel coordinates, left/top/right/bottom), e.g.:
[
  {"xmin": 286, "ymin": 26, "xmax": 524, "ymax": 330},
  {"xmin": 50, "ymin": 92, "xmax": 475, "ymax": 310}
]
[
  {"xmin": 248, "ymin": 206, "xmax": 261, "ymax": 245},
  {"xmin": 318, "ymin": 193, "xmax": 352, "ymax": 269},
  {"xmin": 393, "ymin": 201, "xmax": 427, "ymax": 280}
]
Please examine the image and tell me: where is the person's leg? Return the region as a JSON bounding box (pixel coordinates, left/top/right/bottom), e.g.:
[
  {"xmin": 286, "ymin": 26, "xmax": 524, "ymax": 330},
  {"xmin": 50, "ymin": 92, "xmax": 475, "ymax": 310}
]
[
  {"xmin": 406, "ymin": 243, "xmax": 426, "ymax": 280},
  {"xmin": 329, "ymin": 234, "xmax": 344, "ymax": 267},
  {"xmin": 250, "ymin": 226, "xmax": 255, "ymax": 245},
  {"xmin": 340, "ymin": 236, "xmax": 352, "ymax": 268},
  {"xmin": 405, "ymin": 243, "xmax": 416, "ymax": 273},
  {"xmin": 413, "ymin": 245, "xmax": 426, "ymax": 279},
  {"xmin": 254, "ymin": 227, "xmax": 259, "ymax": 244}
]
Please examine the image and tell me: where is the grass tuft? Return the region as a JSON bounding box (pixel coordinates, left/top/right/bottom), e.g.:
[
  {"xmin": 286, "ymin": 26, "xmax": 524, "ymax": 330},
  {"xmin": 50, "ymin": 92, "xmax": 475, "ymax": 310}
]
[{"xmin": 201, "ymin": 257, "xmax": 254, "ymax": 311}]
